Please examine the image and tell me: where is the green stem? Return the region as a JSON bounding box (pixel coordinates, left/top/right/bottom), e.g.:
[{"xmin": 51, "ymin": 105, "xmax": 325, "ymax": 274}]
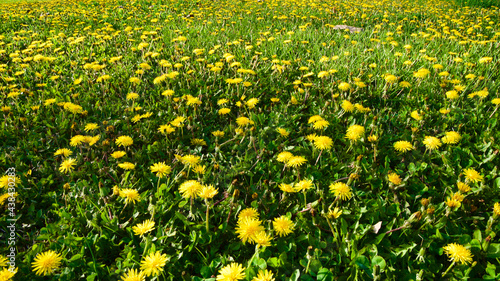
[
  {"xmin": 442, "ymin": 261, "xmax": 455, "ymax": 277},
  {"xmin": 247, "ymin": 244, "xmax": 259, "ymax": 268},
  {"xmin": 205, "ymin": 199, "xmax": 210, "ymax": 232}
]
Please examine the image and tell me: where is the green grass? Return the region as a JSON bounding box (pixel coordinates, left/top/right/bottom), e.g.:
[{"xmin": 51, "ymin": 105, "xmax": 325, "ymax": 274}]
[{"xmin": 454, "ymin": 0, "xmax": 499, "ymax": 7}]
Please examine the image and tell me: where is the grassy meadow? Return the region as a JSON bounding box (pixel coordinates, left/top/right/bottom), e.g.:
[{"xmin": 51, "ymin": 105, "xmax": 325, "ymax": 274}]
[{"xmin": 1, "ymin": 0, "xmax": 500, "ymax": 279}]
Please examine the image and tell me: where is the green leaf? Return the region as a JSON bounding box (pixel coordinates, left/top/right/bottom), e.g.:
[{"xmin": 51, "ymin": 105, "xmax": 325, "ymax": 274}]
[
  {"xmin": 316, "ymin": 268, "xmax": 334, "ymax": 281},
  {"xmin": 473, "ymin": 229, "xmax": 482, "ymax": 242},
  {"xmin": 200, "ymin": 266, "xmax": 211, "ymax": 278},
  {"xmin": 371, "ymin": 256, "xmax": 386, "ymax": 270},
  {"xmin": 486, "ymin": 262, "xmax": 496, "ymax": 277},
  {"xmin": 290, "ymin": 269, "xmax": 301, "ymax": 281},
  {"xmin": 487, "ymin": 243, "xmax": 500, "ymax": 258}
]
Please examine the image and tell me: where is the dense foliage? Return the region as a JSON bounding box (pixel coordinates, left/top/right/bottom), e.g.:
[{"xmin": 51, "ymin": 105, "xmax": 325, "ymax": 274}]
[{"xmin": 0, "ymin": 0, "xmax": 500, "ymax": 280}]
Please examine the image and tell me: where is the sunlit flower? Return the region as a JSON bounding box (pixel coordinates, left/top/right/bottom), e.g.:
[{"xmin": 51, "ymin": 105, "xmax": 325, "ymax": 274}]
[
  {"xmin": 312, "ymin": 120, "xmax": 329, "ymax": 130},
  {"xmin": 345, "ymin": 125, "xmax": 365, "ymax": 141},
  {"xmin": 286, "ymin": 156, "xmax": 307, "ymax": 167},
  {"xmin": 120, "ymin": 189, "xmax": 140, "ymax": 204},
  {"xmin": 329, "ymin": 182, "xmax": 352, "ymax": 200},
  {"xmin": 140, "ymin": 251, "xmax": 168, "ymax": 277},
  {"xmin": 276, "ymin": 128, "xmax": 289, "ymax": 137},
  {"xmin": 120, "ymin": 268, "xmax": 145, "ymax": 281},
  {"xmin": 150, "ymin": 162, "xmax": 171, "ymax": 178},
  {"xmin": 327, "ymin": 207, "xmax": 342, "ymax": 219},
  {"xmin": 273, "ymin": 216, "xmax": 295, "ymax": 237},
  {"xmin": 341, "ymin": 100, "xmax": 354, "ymax": 112},
  {"xmin": 179, "ymin": 180, "xmax": 202, "ymax": 199},
  {"xmin": 394, "ymin": 141, "xmax": 414, "ymax": 153},
  {"xmin": 494, "ymin": 203, "xmax": 500, "ymax": 217},
  {"xmin": 236, "ymin": 217, "xmax": 264, "ymax": 244},
  {"xmin": 423, "ymin": 136, "xmax": 441, "ymax": 150},
  {"xmin": 463, "ymin": 168, "xmax": 483, "ymax": 183},
  {"xmin": 295, "ymin": 179, "xmax": 314, "ymax": 192},
  {"xmin": 442, "ymin": 131, "xmax": 461, "ymax": 144},
  {"xmin": 252, "ymin": 269, "xmax": 275, "ymax": 281},
  {"xmin": 59, "ymin": 158, "xmax": 76, "ymax": 173},
  {"xmin": 32, "ymin": 250, "xmax": 62, "ymax": 276},
  {"xmin": 313, "ymin": 136, "xmax": 333, "ymax": 150},
  {"xmin": 279, "ymin": 183, "xmax": 297, "ymax": 193},
  {"xmin": 116, "ymin": 136, "xmax": 134, "ymax": 147},
  {"xmin": 457, "ymin": 181, "xmax": 471, "ymax": 193},
  {"xmin": 253, "ymin": 231, "xmax": 272, "ymax": 247},
  {"xmin": 198, "ymin": 185, "xmax": 218, "ymax": 199},
  {"xmin": 118, "ymin": 162, "xmax": 135, "ymax": 170},
  {"xmin": 338, "ymin": 82, "xmax": 351, "ymax": 91},
  {"xmin": 132, "ymin": 219, "xmax": 155, "ymax": 237},
  {"xmin": 181, "ymin": 155, "xmax": 200, "ymax": 166},
  {"xmin": 54, "ymin": 148, "xmax": 72, "ymax": 157},
  {"xmin": 111, "ymin": 151, "xmax": 126, "ymax": 159},
  {"xmin": 238, "ymin": 208, "xmax": 259, "ymax": 221},
  {"xmin": 446, "ymin": 197, "xmax": 461, "ymax": 209},
  {"xmin": 388, "ymin": 173, "xmax": 402, "ymax": 185},
  {"xmin": 443, "ymin": 243, "xmax": 473, "ymax": 265},
  {"xmin": 216, "ymin": 263, "xmax": 246, "ymax": 281}
]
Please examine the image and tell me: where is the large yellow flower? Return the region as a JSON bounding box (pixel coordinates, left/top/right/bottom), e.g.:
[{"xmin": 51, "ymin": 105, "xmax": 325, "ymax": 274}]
[
  {"xmin": 116, "ymin": 136, "xmax": 134, "ymax": 147},
  {"xmin": 140, "ymin": 251, "xmax": 168, "ymax": 277},
  {"xmin": 31, "ymin": 250, "xmax": 62, "ymax": 276},
  {"xmin": 120, "ymin": 268, "xmax": 145, "ymax": 281},
  {"xmin": 252, "ymin": 269, "xmax": 275, "ymax": 281},
  {"xmin": 216, "ymin": 263, "xmax": 246, "ymax": 281},
  {"xmin": 273, "ymin": 216, "xmax": 295, "ymax": 237},
  {"xmin": 235, "ymin": 217, "xmax": 264, "ymax": 244},
  {"xmin": 345, "ymin": 125, "xmax": 365, "ymax": 141},
  {"xmin": 463, "ymin": 168, "xmax": 483, "ymax": 183},
  {"xmin": 443, "ymin": 243, "xmax": 473, "ymax": 265},
  {"xmin": 179, "ymin": 180, "xmax": 202, "ymax": 199},
  {"xmin": 313, "ymin": 136, "xmax": 333, "ymax": 150},
  {"xmin": 329, "ymin": 182, "xmax": 352, "ymax": 200},
  {"xmin": 59, "ymin": 158, "xmax": 76, "ymax": 174},
  {"xmin": 120, "ymin": 189, "xmax": 141, "ymax": 204},
  {"xmin": 394, "ymin": 141, "xmax": 414, "ymax": 153},
  {"xmin": 149, "ymin": 162, "xmax": 171, "ymax": 178},
  {"xmin": 286, "ymin": 156, "xmax": 307, "ymax": 167},
  {"xmin": 132, "ymin": 219, "xmax": 155, "ymax": 237},
  {"xmin": 423, "ymin": 136, "xmax": 441, "ymax": 150}
]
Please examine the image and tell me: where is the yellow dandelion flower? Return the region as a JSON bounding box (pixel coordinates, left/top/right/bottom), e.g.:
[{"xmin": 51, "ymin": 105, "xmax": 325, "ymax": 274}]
[
  {"xmin": 463, "ymin": 168, "xmax": 483, "ymax": 183},
  {"xmin": 279, "ymin": 183, "xmax": 297, "ymax": 193},
  {"xmin": 313, "ymin": 136, "xmax": 333, "ymax": 150},
  {"xmin": 443, "ymin": 243, "xmax": 473, "ymax": 265},
  {"xmin": 286, "ymin": 156, "xmax": 307, "ymax": 168},
  {"xmin": 394, "ymin": 141, "xmax": 414, "ymax": 153},
  {"xmin": 179, "ymin": 180, "xmax": 202, "ymax": 199},
  {"xmin": 111, "ymin": 151, "xmax": 126, "ymax": 159},
  {"xmin": 236, "ymin": 217, "xmax": 264, "ymax": 244},
  {"xmin": 59, "ymin": 158, "xmax": 76, "ymax": 174},
  {"xmin": 327, "ymin": 207, "xmax": 342, "ymax": 219},
  {"xmin": 116, "ymin": 136, "xmax": 134, "ymax": 147},
  {"xmin": 181, "ymin": 155, "xmax": 200, "ymax": 166},
  {"xmin": 338, "ymin": 82, "xmax": 351, "ymax": 91},
  {"xmin": 423, "ymin": 136, "xmax": 442, "ymax": 150},
  {"xmin": 253, "ymin": 231, "xmax": 272, "ymax": 247},
  {"xmin": 341, "ymin": 100, "xmax": 354, "ymax": 112},
  {"xmin": 442, "ymin": 131, "xmax": 461, "ymax": 144},
  {"xmin": 216, "ymin": 263, "xmax": 246, "ymax": 281},
  {"xmin": 252, "ymin": 269, "xmax": 275, "ymax": 281},
  {"xmin": 295, "ymin": 179, "xmax": 314, "ymax": 192},
  {"xmin": 388, "ymin": 173, "xmax": 402, "ymax": 185},
  {"xmin": 132, "ymin": 219, "xmax": 155, "ymax": 237},
  {"xmin": 273, "ymin": 216, "xmax": 295, "ymax": 237},
  {"xmin": 345, "ymin": 125, "xmax": 365, "ymax": 141},
  {"xmin": 54, "ymin": 148, "xmax": 72, "ymax": 157},
  {"xmin": 493, "ymin": 202, "xmax": 500, "ymax": 217},
  {"xmin": 31, "ymin": 250, "xmax": 62, "ymax": 276},
  {"xmin": 276, "ymin": 152, "xmax": 294, "ymax": 163},
  {"xmin": 150, "ymin": 162, "xmax": 171, "ymax": 178},
  {"xmin": 457, "ymin": 182, "xmax": 471, "ymax": 193},
  {"xmin": 198, "ymin": 185, "xmax": 218, "ymax": 199},
  {"xmin": 140, "ymin": 251, "xmax": 168, "ymax": 277},
  {"xmin": 120, "ymin": 189, "xmax": 140, "ymax": 204},
  {"xmin": 120, "ymin": 268, "xmax": 145, "ymax": 281},
  {"xmin": 329, "ymin": 182, "xmax": 352, "ymax": 201},
  {"xmin": 118, "ymin": 162, "xmax": 135, "ymax": 170}
]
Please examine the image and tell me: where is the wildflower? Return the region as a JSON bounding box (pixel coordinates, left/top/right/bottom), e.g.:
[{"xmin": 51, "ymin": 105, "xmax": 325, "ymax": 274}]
[
  {"xmin": 31, "ymin": 250, "xmax": 62, "ymax": 276},
  {"xmin": 179, "ymin": 180, "xmax": 202, "ymax": 199},
  {"xmin": 84, "ymin": 123, "xmax": 99, "ymax": 132},
  {"xmin": 494, "ymin": 203, "xmax": 500, "ymax": 217},
  {"xmin": 236, "ymin": 116, "xmax": 252, "ymax": 126},
  {"xmin": 70, "ymin": 135, "xmax": 86, "ymax": 146},
  {"xmin": 111, "ymin": 151, "xmax": 126, "ymax": 159},
  {"xmin": 192, "ymin": 165, "xmax": 207, "ymax": 174},
  {"xmin": 443, "ymin": 243, "xmax": 473, "ymax": 265},
  {"xmin": 295, "ymin": 179, "xmax": 314, "ymax": 192},
  {"xmin": 385, "ymin": 74, "xmax": 398, "ymax": 84},
  {"xmin": 191, "ymin": 138, "xmax": 207, "ymax": 146},
  {"xmin": 116, "ymin": 136, "xmax": 133, "ymax": 147},
  {"xmin": 463, "ymin": 168, "xmax": 483, "ymax": 183},
  {"xmin": 132, "ymin": 219, "xmax": 155, "ymax": 237},
  {"xmin": 394, "ymin": 141, "xmax": 414, "ymax": 153},
  {"xmin": 312, "ymin": 120, "xmax": 329, "ymax": 130},
  {"xmin": 479, "ymin": 57, "xmax": 492, "ymax": 64},
  {"xmin": 308, "ymin": 115, "xmax": 323, "ymax": 124},
  {"xmin": 158, "ymin": 124, "xmax": 175, "ymax": 135},
  {"xmin": 216, "ymin": 263, "xmax": 246, "ymax": 281},
  {"xmin": 446, "ymin": 197, "xmax": 461, "ymax": 209},
  {"xmin": 338, "ymin": 82, "xmax": 351, "ymax": 91},
  {"xmin": 313, "ymin": 136, "xmax": 333, "ymax": 150},
  {"xmin": 279, "ymin": 183, "xmax": 297, "ymax": 193},
  {"xmin": 413, "ymin": 68, "xmax": 430, "ymax": 78},
  {"xmin": 327, "ymin": 207, "xmax": 342, "ymax": 219},
  {"xmin": 341, "ymin": 100, "xmax": 354, "ymax": 112},
  {"xmin": 329, "ymin": 182, "xmax": 352, "ymax": 200},
  {"xmin": 212, "ymin": 131, "xmax": 225, "ymax": 138},
  {"xmin": 118, "ymin": 162, "xmax": 135, "ymax": 170},
  {"xmin": 238, "ymin": 208, "xmax": 259, "ymax": 221},
  {"xmin": 54, "ymin": 148, "xmax": 72, "ymax": 157},
  {"xmin": 181, "ymin": 155, "xmax": 200, "ymax": 166},
  {"xmin": 492, "ymin": 98, "xmax": 500, "ymax": 105},
  {"xmin": 246, "ymin": 98, "xmax": 259, "ymax": 109},
  {"xmin": 411, "ymin": 110, "xmax": 423, "ymax": 121},
  {"xmin": 276, "ymin": 128, "xmax": 289, "ymax": 137},
  {"xmin": 442, "ymin": 131, "xmax": 461, "ymax": 144},
  {"xmin": 236, "ymin": 217, "xmax": 264, "ymax": 244},
  {"xmin": 423, "ymin": 136, "xmax": 442, "ymax": 150},
  {"xmin": 59, "ymin": 158, "xmax": 76, "ymax": 173},
  {"xmin": 254, "ymin": 231, "xmax": 272, "ymax": 247},
  {"xmin": 120, "ymin": 269, "xmax": 145, "ymax": 281},
  {"xmin": 388, "ymin": 173, "xmax": 402, "ymax": 185},
  {"xmin": 345, "ymin": 125, "xmax": 365, "ymax": 141},
  {"xmin": 457, "ymin": 182, "xmax": 471, "ymax": 193},
  {"xmin": 199, "ymin": 185, "xmax": 218, "ymax": 199},
  {"xmin": 306, "ymin": 134, "xmax": 318, "ymax": 142},
  {"xmin": 0, "ymin": 267, "xmax": 16, "ymax": 280},
  {"xmin": 252, "ymin": 269, "xmax": 275, "ymax": 281},
  {"xmin": 286, "ymin": 156, "xmax": 307, "ymax": 167},
  {"xmin": 150, "ymin": 162, "xmax": 171, "ymax": 178},
  {"xmin": 120, "ymin": 189, "xmax": 140, "ymax": 204},
  {"xmin": 140, "ymin": 251, "xmax": 168, "ymax": 277},
  {"xmin": 273, "ymin": 216, "xmax": 295, "ymax": 237},
  {"xmin": 368, "ymin": 135, "xmax": 378, "ymax": 142}
]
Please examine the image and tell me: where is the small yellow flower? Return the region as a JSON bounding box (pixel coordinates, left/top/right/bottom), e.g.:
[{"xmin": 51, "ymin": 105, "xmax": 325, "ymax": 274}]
[
  {"xmin": 388, "ymin": 173, "xmax": 402, "ymax": 185},
  {"xmin": 132, "ymin": 219, "xmax": 155, "ymax": 237},
  {"xmin": 216, "ymin": 263, "xmax": 246, "ymax": 281},
  {"xmin": 463, "ymin": 168, "xmax": 483, "ymax": 183},
  {"xmin": 423, "ymin": 136, "xmax": 441, "ymax": 150},
  {"xmin": 329, "ymin": 182, "xmax": 352, "ymax": 200},
  {"xmin": 140, "ymin": 251, "xmax": 168, "ymax": 277},
  {"xmin": 327, "ymin": 207, "xmax": 342, "ymax": 219},
  {"xmin": 394, "ymin": 141, "xmax": 413, "ymax": 153},
  {"xmin": 273, "ymin": 216, "xmax": 295, "ymax": 237}
]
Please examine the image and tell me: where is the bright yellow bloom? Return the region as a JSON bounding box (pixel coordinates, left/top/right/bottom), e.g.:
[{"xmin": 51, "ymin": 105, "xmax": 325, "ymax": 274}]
[
  {"xmin": 219, "ymin": 108, "xmax": 231, "ymax": 115},
  {"xmin": 120, "ymin": 189, "xmax": 140, "ymax": 204},
  {"xmin": 273, "ymin": 216, "xmax": 295, "ymax": 237},
  {"xmin": 279, "ymin": 183, "xmax": 297, "ymax": 193},
  {"xmin": 140, "ymin": 251, "xmax": 168, "ymax": 277},
  {"xmin": 494, "ymin": 203, "xmax": 500, "ymax": 217},
  {"xmin": 111, "ymin": 151, "xmax": 126, "ymax": 159},
  {"xmin": 341, "ymin": 100, "xmax": 354, "ymax": 112},
  {"xmin": 253, "ymin": 231, "xmax": 272, "ymax": 247},
  {"xmin": 313, "ymin": 136, "xmax": 333, "ymax": 150},
  {"xmin": 59, "ymin": 158, "xmax": 76, "ymax": 173},
  {"xmin": 276, "ymin": 152, "xmax": 294, "ymax": 163},
  {"xmin": 345, "ymin": 125, "xmax": 365, "ymax": 141},
  {"xmin": 216, "ymin": 263, "xmax": 246, "ymax": 281},
  {"xmin": 132, "ymin": 219, "xmax": 155, "ymax": 237},
  {"xmin": 54, "ymin": 148, "xmax": 72, "ymax": 157},
  {"xmin": 31, "ymin": 250, "xmax": 62, "ymax": 276},
  {"xmin": 276, "ymin": 128, "xmax": 289, "ymax": 137},
  {"xmin": 181, "ymin": 155, "xmax": 200, "ymax": 166},
  {"xmin": 286, "ymin": 156, "xmax": 307, "ymax": 167},
  {"xmin": 150, "ymin": 162, "xmax": 171, "ymax": 178},
  {"xmin": 394, "ymin": 141, "xmax": 414, "ymax": 153},
  {"xmin": 84, "ymin": 123, "xmax": 99, "ymax": 132},
  {"xmin": 463, "ymin": 168, "xmax": 483, "ymax": 183},
  {"xmin": 120, "ymin": 268, "xmax": 145, "ymax": 281},
  {"xmin": 338, "ymin": 82, "xmax": 351, "ymax": 91},
  {"xmin": 252, "ymin": 269, "xmax": 275, "ymax": 281},
  {"xmin": 442, "ymin": 131, "xmax": 461, "ymax": 144},
  {"xmin": 446, "ymin": 197, "xmax": 461, "ymax": 209},
  {"xmin": 236, "ymin": 217, "xmax": 264, "ymax": 244},
  {"xmin": 423, "ymin": 136, "xmax": 441, "ymax": 150},
  {"xmin": 116, "ymin": 136, "xmax": 134, "ymax": 147},
  {"xmin": 312, "ymin": 119, "xmax": 329, "ymax": 130},
  {"xmin": 329, "ymin": 182, "xmax": 352, "ymax": 200},
  {"xmin": 388, "ymin": 173, "xmax": 402, "ymax": 185},
  {"xmin": 294, "ymin": 179, "xmax": 314, "ymax": 192},
  {"xmin": 443, "ymin": 243, "xmax": 473, "ymax": 265},
  {"xmin": 118, "ymin": 162, "xmax": 135, "ymax": 170},
  {"xmin": 198, "ymin": 185, "xmax": 218, "ymax": 199},
  {"xmin": 457, "ymin": 182, "xmax": 471, "ymax": 193},
  {"xmin": 327, "ymin": 207, "xmax": 342, "ymax": 219},
  {"xmin": 179, "ymin": 180, "xmax": 202, "ymax": 199},
  {"xmin": 238, "ymin": 208, "xmax": 259, "ymax": 221}
]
